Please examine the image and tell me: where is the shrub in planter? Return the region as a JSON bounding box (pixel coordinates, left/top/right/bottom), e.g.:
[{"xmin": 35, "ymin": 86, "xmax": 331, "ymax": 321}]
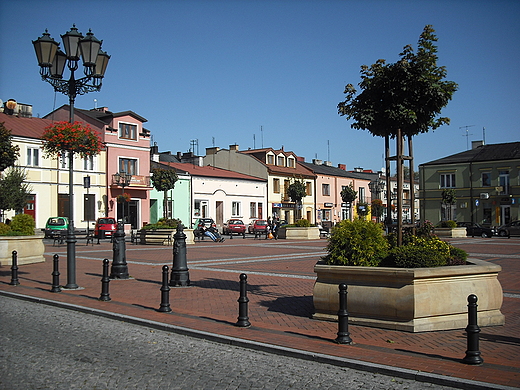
[
  {"xmin": 5, "ymin": 214, "xmax": 35, "ymax": 236},
  {"xmin": 142, "ymin": 218, "xmax": 181, "ymax": 230},
  {"xmin": 0, "ymin": 222, "xmax": 10, "ymax": 235},
  {"xmin": 448, "ymin": 246, "xmax": 468, "ymax": 265},
  {"xmin": 295, "ymin": 219, "xmax": 311, "ymax": 227},
  {"xmin": 436, "ymin": 220, "xmax": 457, "ymax": 228},
  {"xmin": 323, "ymin": 219, "xmax": 388, "ymax": 266}
]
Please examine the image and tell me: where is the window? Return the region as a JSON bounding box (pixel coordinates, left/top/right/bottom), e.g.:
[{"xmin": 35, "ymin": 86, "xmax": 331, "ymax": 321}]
[
  {"xmin": 499, "ymin": 170, "xmax": 510, "ymax": 195},
  {"xmin": 84, "ymin": 155, "xmax": 94, "ymax": 171},
  {"xmin": 119, "ymin": 158, "xmax": 137, "ymax": 175},
  {"xmin": 284, "ymin": 180, "xmax": 290, "ymax": 199},
  {"xmin": 277, "ymin": 156, "xmax": 285, "ymax": 166},
  {"xmin": 273, "ymin": 178, "xmax": 280, "ymax": 193},
  {"xmin": 27, "ymin": 147, "xmax": 39, "ymax": 166},
  {"xmin": 440, "ymin": 173, "xmax": 456, "ymax": 188},
  {"xmin": 287, "ymin": 158, "xmax": 295, "ymax": 168},
  {"xmin": 322, "ymin": 183, "xmax": 330, "ymax": 196},
  {"xmin": 60, "ymin": 151, "xmax": 69, "ymax": 169},
  {"xmin": 267, "ymin": 155, "xmax": 274, "ymax": 165},
  {"xmin": 232, "ymin": 201, "xmax": 241, "ymax": 216},
  {"xmin": 481, "ymin": 172, "xmax": 491, "ymax": 187},
  {"xmin": 250, "ymin": 202, "xmax": 257, "ymax": 218},
  {"xmin": 119, "ymin": 123, "xmax": 137, "ymax": 140},
  {"xmin": 305, "ymin": 182, "xmax": 312, "ymax": 196},
  {"xmin": 359, "ymin": 187, "xmax": 365, "ymax": 203}
]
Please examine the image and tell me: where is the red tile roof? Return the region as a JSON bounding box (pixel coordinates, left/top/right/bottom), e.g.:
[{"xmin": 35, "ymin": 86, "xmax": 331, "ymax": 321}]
[
  {"xmin": 0, "ymin": 113, "xmax": 53, "ymax": 139},
  {"xmin": 160, "ymin": 162, "xmax": 266, "ymax": 181}
]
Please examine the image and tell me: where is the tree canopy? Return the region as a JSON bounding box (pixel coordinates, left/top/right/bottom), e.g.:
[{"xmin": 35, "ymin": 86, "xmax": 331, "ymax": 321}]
[
  {"xmin": 151, "ymin": 168, "xmax": 178, "ymax": 192},
  {"xmin": 338, "ymin": 25, "xmax": 457, "ymax": 138},
  {"xmin": 0, "ymin": 167, "xmax": 31, "ymax": 213},
  {"xmin": 0, "ymin": 122, "xmax": 19, "ymax": 172}
]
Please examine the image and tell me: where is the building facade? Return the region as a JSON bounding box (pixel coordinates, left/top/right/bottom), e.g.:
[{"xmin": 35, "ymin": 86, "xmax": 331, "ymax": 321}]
[{"xmin": 419, "ymin": 141, "xmax": 520, "ymax": 226}]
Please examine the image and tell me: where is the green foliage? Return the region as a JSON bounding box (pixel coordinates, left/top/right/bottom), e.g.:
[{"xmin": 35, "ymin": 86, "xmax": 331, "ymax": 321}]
[
  {"xmin": 448, "ymin": 246, "xmax": 468, "ymax": 266},
  {"xmin": 371, "ymin": 199, "xmax": 384, "ymax": 219},
  {"xmin": 0, "ymin": 122, "xmax": 20, "ymax": 172},
  {"xmin": 323, "ymin": 219, "xmax": 389, "ymax": 266},
  {"xmin": 142, "ymin": 218, "xmax": 181, "ymax": 230},
  {"xmin": 338, "ymin": 25, "xmax": 457, "ymax": 139},
  {"xmin": 356, "ymin": 202, "xmax": 370, "ymax": 218},
  {"xmin": 0, "ymin": 167, "xmax": 32, "ymax": 213},
  {"xmin": 436, "ymin": 220, "xmax": 457, "ymax": 228},
  {"xmin": 416, "ymin": 220, "xmax": 435, "ymax": 238},
  {"xmin": 340, "ymin": 184, "xmax": 357, "ymax": 204},
  {"xmin": 287, "ymin": 180, "xmax": 307, "ymax": 203},
  {"xmin": 9, "ymin": 214, "xmax": 35, "ymax": 235},
  {"xmin": 151, "ymin": 168, "xmax": 178, "ymax": 192},
  {"xmin": 0, "ymin": 222, "xmax": 10, "ymax": 235},
  {"xmin": 295, "ymin": 219, "xmax": 311, "ymax": 227},
  {"xmin": 441, "ymin": 189, "xmax": 457, "ymax": 205}
]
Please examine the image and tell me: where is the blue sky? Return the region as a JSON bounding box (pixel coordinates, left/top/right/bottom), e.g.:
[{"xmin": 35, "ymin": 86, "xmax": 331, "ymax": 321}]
[{"xmin": 1, "ymin": 0, "xmax": 519, "ymax": 172}]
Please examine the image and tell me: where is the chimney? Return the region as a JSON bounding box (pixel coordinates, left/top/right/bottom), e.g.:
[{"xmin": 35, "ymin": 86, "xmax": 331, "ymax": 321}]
[
  {"xmin": 472, "ymin": 140, "xmax": 484, "ymax": 149},
  {"xmin": 312, "ymin": 159, "xmax": 322, "ymax": 165},
  {"xmin": 229, "ymin": 144, "xmax": 239, "ymax": 151},
  {"xmin": 151, "ymin": 143, "xmax": 159, "ymax": 162},
  {"xmin": 337, "ymin": 164, "xmax": 346, "ymax": 170},
  {"xmin": 206, "ymin": 146, "xmax": 220, "ymax": 155},
  {"xmin": 354, "ymin": 167, "xmax": 363, "ymax": 172},
  {"xmin": 323, "ymin": 161, "xmax": 332, "ymax": 166}
]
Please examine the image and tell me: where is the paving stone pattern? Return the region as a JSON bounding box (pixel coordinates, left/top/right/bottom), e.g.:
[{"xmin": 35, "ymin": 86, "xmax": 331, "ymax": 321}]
[{"xmin": 0, "ymin": 296, "xmax": 455, "ymax": 390}]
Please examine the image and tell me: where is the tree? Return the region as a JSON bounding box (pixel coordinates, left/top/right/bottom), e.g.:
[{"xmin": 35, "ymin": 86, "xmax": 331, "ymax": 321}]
[
  {"xmin": 371, "ymin": 198, "xmax": 384, "ymax": 222},
  {"xmin": 151, "ymin": 168, "xmax": 179, "ymax": 219},
  {"xmin": 0, "ymin": 122, "xmax": 20, "ymax": 172},
  {"xmin": 287, "ymin": 179, "xmax": 307, "ymax": 220},
  {"xmin": 0, "ymin": 167, "xmax": 32, "ymax": 214},
  {"xmin": 441, "ymin": 189, "xmax": 457, "ymax": 221},
  {"xmin": 338, "ymin": 25, "xmax": 457, "ymax": 244},
  {"xmin": 340, "ymin": 184, "xmax": 357, "ymax": 204}
]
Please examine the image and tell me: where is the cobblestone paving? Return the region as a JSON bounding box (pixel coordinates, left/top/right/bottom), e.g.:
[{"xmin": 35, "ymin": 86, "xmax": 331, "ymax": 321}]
[{"xmin": 0, "ymin": 296, "xmax": 456, "ymax": 390}]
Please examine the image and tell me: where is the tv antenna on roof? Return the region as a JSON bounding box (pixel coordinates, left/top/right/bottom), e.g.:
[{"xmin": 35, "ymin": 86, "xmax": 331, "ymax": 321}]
[{"xmin": 460, "ymin": 125, "xmax": 475, "ymax": 150}]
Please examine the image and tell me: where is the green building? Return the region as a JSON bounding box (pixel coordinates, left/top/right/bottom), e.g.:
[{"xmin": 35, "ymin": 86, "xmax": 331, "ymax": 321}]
[{"xmin": 419, "ymin": 141, "xmax": 520, "ymax": 227}]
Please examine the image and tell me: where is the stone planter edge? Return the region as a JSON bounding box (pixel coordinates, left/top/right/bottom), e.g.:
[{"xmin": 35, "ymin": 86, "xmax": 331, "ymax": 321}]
[{"xmin": 0, "ymin": 233, "xmax": 46, "ymax": 266}]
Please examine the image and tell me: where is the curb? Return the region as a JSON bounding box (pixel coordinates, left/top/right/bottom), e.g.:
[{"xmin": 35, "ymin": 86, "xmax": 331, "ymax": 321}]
[{"xmin": 1, "ymin": 290, "xmax": 517, "ymax": 390}]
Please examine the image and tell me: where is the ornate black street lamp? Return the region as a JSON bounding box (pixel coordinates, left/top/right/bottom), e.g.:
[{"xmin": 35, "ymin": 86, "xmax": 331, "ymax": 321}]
[
  {"xmin": 33, "ymin": 26, "xmax": 109, "ymax": 289},
  {"xmin": 113, "ymin": 171, "xmax": 132, "ymax": 224},
  {"xmin": 369, "ymin": 178, "xmax": 385, "ymax": 223}
]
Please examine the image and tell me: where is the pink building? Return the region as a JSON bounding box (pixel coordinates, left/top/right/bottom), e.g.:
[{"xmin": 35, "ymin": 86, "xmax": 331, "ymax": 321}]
[{"xmin": 45, "ymin": 106, "xmax": 151, "ymax": 229}]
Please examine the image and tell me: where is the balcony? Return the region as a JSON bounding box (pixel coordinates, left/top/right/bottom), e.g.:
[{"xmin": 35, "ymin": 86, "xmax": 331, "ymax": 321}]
[{"xmin": 111, "ymin": 174, "xmax": 151, "ymax": 188}]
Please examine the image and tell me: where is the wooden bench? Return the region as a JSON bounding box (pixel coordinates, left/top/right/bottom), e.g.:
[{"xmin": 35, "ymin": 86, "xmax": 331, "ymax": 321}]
[{"xmin": 135, "ymin": 229, "xmax": 173, "ymax": 245}]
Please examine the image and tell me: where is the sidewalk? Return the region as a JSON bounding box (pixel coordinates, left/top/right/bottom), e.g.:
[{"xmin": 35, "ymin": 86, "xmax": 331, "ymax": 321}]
[{"xmin": 1, "ymin": 237, "xmax": 519, "ymax": 389}]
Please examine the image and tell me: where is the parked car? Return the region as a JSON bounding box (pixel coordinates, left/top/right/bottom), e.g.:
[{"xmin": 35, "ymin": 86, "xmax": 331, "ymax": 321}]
[
  {"xmin": 94, "ymin": 217, "xmax": 117, "ymax": 238},
  {"xmin": 456, "ymin": 222, "xmax": 494, "ymax": 238},
  {"xmin": 247, "ymin": 220, "xmax": 256, "ymax": 234},
  {"xmin": 44, "ymin": 217, "xmax": 69, "ymax": 238},
  {"xmin": 497, "ymin": 220, "xmax": 520, "ymax": 237},
  {"xmin": 222, "ymin": 219, "xmax": 246, "ymax": 237},
  {"xmin": 253, "ymin": 219, "xmax": 269, "ymax": 238}
]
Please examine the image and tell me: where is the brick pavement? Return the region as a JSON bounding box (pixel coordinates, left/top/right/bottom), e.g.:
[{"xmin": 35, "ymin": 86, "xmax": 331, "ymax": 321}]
[{"xmin": 0, "ymin": 236, "xmax": 519, "ymax": 389}]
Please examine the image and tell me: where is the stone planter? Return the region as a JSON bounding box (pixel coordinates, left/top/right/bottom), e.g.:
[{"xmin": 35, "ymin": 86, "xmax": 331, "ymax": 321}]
[
  {"xmin": 0, "ymin": 234, "xmax": 46, "ymax": 266},
  {"xmin": 434, "ymin": 227, "xmax": 467, "ymax": 238},
  {"xmin": 313, "ymin": 259, "xmax": 504, "ymax": 332},
  {"xmin": 278, "ymin": 226, "xmax": 320, "ymax": 240},
  {"xmin": 138, "ymin": 228, "xmax": 194, "ymax": 245}
]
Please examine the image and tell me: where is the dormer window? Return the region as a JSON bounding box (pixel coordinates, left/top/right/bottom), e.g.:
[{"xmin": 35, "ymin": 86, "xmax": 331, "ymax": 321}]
[
  {"xmin": 267, "ymin": 154, "xmax": 274, "ymax": 165},
  {"xmin": 119, "ymin": 123, "xmax": 137, "ymax": 140},
  {"xmin": 287, "ymin": 157, "xmax": 295, "ymax": 168},
  {"xmin": 277, "ymin": 155, "xmax": 285, "ymax": 166}
]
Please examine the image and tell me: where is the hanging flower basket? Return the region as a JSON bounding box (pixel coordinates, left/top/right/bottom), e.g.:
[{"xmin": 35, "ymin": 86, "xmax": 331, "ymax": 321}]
[
  {"xmin": 117, "ymin": 193, "xmax": 131, "ymax": 203},
  {"xmin": 41, "ymin": 121, "xmax": 103, "ymax": 158}
]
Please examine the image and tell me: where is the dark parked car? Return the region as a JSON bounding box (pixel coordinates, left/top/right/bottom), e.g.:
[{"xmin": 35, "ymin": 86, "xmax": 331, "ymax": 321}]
[
  {"xmin": 497, "ymin": 220, "xmax": 520, "ymax": 237},
  {"xmin": 456, "ymin": 222, "xmax": 494, "ymax": 238},
  {"xmin": 222, "ymin": 219, "xmax": 246, "ymax": 237}
]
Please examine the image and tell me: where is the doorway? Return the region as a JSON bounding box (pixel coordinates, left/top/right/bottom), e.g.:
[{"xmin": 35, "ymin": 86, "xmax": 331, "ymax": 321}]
[{"xmin": 501, "ymin": 205, "xmax": 511, "ymax": 225}]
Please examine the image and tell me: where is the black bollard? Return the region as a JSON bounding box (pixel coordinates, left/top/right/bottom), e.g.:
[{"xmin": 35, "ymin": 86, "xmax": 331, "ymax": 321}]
[
  {"xmin": 110, "ymin": 222, "xmax": 129, "ymax": 279},
  {"xmin": 335, "ymin": 283, "xmax": 353, "ymax": 344},
  {"xmin": 462, "ymin": 294, "xmax": 483, "ymax": 364},
  {"xmin": 99, "ymin": 259, "xmax": 111, "ymax": 301},
  {"xmin": 170, "ymin": 224, "xmax": 190, "ymax": 287},
  {"xmin": 236, "ymin": 273, "xmax": 251, "ymax": 327},
  {"xmin": 158, "ymin": 265, "xmax": 172, "ymax": 312},
  {"xmin": 50, "ymin": 254, "xmax": 61, "ymax": 293},
  {"xmin": 9, "ymin": 250, "xmax": 19, "ymax": 286}
]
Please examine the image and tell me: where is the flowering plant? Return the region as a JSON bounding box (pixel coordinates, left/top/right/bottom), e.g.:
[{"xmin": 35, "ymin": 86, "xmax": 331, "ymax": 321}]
[
  {"xmin": 117, "ymin": 193, "xmax": 131, "ymax": 203},
  {"xmin": 41, "ymin": 121, "xmax": 103, "ymax": 159}
]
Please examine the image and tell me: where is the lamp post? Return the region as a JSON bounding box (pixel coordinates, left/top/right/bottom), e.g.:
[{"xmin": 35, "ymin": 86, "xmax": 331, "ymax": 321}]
[
  {"xmin": 369, "ymin": 178, "xmax": 385, "ymax": 223},
  {"xmin": 33, "ymin": 26, "xmax": 110, "ymax": 289},
  {"xmin": 113, "ymin": 172, "xmax": 132, "ymax": 224}
]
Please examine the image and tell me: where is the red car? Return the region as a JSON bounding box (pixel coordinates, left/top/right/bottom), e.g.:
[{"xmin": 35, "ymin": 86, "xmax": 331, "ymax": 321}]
[
  {"xmin": 222, "ymin": 219, "xmax": 246, "ymax": 238},
  {"xmin": 94, "ymin": 217, "xmax": 117, "ymax": 238},
  {"xmin": 253, "ymin": 219, "xmax": 269, "ymax": 238}
]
